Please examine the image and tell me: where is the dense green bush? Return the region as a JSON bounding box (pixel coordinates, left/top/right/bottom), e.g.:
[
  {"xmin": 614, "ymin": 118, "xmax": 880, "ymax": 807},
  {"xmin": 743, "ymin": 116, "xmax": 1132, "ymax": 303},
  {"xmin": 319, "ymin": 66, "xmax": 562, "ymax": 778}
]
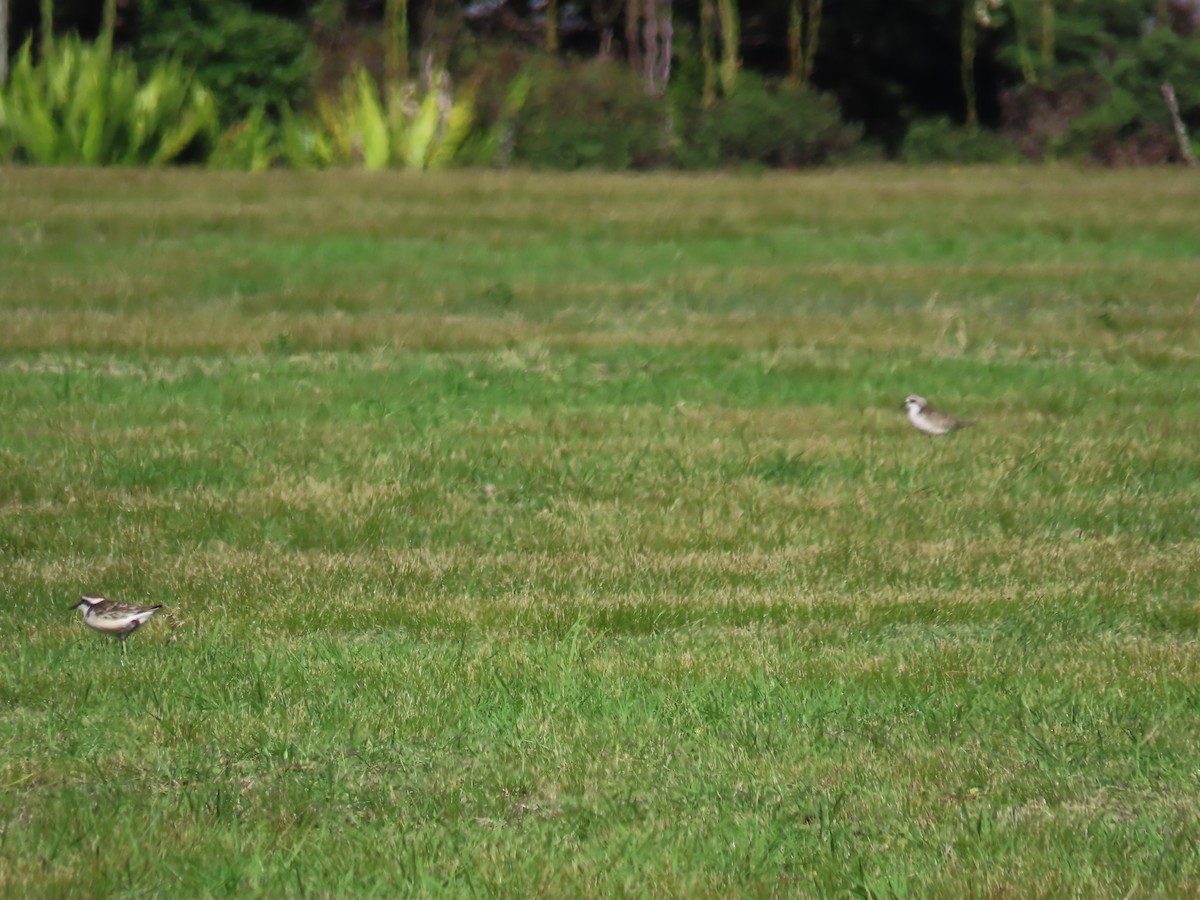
[
  {"xmin": 695, "ymin": 74, "xmax": 863, "ymax": 167},
  {"xmin": 135, "ymin": 0, "xmax": 318, "ymax": 122},
  {"xmin": 1003, "ymin": 28, "xmax": 1200, "ymax": 164},
  {"xmin": 1095, "ymin": 28, "xmax": 1200, "ymax": 163},
  {"xmin": 901, "ymin": 117, "xmax": 1020, "ymax": 164},
  {"xmin": 514, "ymin": 59, "xmax": 671, "ymax": 170}
]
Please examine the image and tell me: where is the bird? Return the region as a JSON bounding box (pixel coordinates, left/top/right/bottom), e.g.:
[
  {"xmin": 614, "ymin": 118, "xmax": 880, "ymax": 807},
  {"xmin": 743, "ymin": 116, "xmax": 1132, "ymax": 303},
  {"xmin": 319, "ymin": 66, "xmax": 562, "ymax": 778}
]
[
  {"xmin": 901, "ymin": 395, "xmax": 973, "ymax": 435},
  {"xmin": 70, "ymin": 594, "xmax": 163, "ymax": 655}
]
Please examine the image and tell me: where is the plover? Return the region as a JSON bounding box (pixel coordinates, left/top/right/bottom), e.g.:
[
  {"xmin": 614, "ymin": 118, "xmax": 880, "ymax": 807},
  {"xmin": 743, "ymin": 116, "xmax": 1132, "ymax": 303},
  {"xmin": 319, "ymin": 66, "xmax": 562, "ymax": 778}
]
[
  {"xmin": 70, "ymin": 594, "xmax": 163, "ymax": 654},
  {"xmin": 901, "ymin": 395, "xmax": 972, "ymax": 435}
]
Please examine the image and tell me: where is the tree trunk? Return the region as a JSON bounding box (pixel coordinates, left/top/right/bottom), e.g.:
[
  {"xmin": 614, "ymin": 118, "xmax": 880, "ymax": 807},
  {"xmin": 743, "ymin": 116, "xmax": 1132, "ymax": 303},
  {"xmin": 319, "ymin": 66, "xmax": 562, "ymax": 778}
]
[
  {"xmin": 1008, "ymin": 0, "xmax": 1037, "ymax": 84},
  {"xmin": 546, "ymin": 0, "xmax": 559, "ymax": 52},
  {"xmin": 787, "ymin": 0, "xmax": 800, "ymax": 83},
  {"xmin": 700, "ymin": 0, "xmax": 716, "ymax": 106},
  {"xmin": 643, "ymin": 5, "xmax": 658, "ymax": 92},
  {"xmin": 100, "ymin": 0, "xmax": 116, "ymax": 56},
  {"xmin": 0, "ymin": 0, "xmax": 9, "ymax": 87},
  {"xmin": 634, "ymin": 0, "xmax": 671, "ymax": 95},
  {"xmin": 1040, "ymin": 0, "xmax": 1054, "ymax": 68},
  {"xmin": 591, "ymin": 0, "xmax": 622, "ymax": 58},
  {"xmin": 961, "ymin": 0, "xmax": 977, "ymax": 127},
  {"xmin": 625, "ymin": 0, "xmax": 643, "ymax": 77},
  {"xmin": 385, "ymin": 0, "xmax": 409, "ymax": 82},
  {"xmin": 1162, "ymin": 82, "xmax": 1198, "ymax": 166},
  {"xmin": 802, "ymin": 0, "xmax": 821, "ymax": 85},
  {"xmin": 716, "ymin": 0, "xmax": 738, "ymax": 96},
  {"xmin": 656, "ymin": 0, "xmax": 672, "ymax": 93},
  {"xmin": 39, "ymin": 0, "xmax": 53, "ymax": 60}
]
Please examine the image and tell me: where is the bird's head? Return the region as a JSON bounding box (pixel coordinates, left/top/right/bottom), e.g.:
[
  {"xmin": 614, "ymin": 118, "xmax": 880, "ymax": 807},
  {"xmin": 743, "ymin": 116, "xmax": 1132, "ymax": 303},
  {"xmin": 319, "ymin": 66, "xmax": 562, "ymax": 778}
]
[
  {"xmin": 70, "ymin": 594, "xmax": 106, "ymax": 612},
  {"xmin": 902, "ymin": 395, "xmax": 927, "ymax": 413}
]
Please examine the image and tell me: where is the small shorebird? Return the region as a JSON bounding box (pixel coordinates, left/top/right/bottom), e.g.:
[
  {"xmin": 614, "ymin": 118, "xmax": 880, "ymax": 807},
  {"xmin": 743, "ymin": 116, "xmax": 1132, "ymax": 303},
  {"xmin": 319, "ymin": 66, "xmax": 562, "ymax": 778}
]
[
  {"xmin": 901, "ymin": 395, "xmax": 973, "ymax": 435},
  {"xmin": 70, "ymin": 594, "xmax": 163, "ymax": 656}
]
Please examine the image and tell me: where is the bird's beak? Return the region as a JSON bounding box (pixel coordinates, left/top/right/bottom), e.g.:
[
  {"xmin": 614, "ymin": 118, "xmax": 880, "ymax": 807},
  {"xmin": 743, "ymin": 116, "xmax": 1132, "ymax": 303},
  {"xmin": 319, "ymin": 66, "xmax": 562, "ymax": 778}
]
[
  {"xmin": 67, "ymin": 599, "xmax": 83, "ymax": 610},
  {"xmin": 899, "ymin": 401, "xmax": 908, "ymax": 409}
]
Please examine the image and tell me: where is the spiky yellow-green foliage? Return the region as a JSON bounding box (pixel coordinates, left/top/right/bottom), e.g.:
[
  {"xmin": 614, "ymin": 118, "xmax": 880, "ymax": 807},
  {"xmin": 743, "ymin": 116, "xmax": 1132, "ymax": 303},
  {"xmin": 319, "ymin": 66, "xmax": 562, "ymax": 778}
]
[
  {"xmin": 0, "ymin": 35, "xmax": 216, "ymax": 166},
  {"xmin": 427, "ymin": 85, "xmax": 478, "ymax": 171},
  {"xmin": 400, "ymin": 85, "xmax": 442, "ymax": 170},
  {"xmin": 305, "ymin": 67, "xmax": 476, "ymax": 171},
  {"xmin": 314, "ymin": 68, "xmax": 390, "ymax": 169},
  {"xmin": 277, "ymin": 105, "xmax": 335, "ymax": 170},
  {"xmin": 209, "ymin": 106, "xmax": 278, "ymax": 172}
]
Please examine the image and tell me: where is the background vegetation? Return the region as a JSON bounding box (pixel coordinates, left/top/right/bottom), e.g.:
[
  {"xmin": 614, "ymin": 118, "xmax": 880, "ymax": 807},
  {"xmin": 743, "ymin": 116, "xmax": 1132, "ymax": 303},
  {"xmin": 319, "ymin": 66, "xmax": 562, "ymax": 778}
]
[
  {"xmin": 1, "ymin": 0, "xmax": 1198, "ymax": 168},
  {"xmin": 1, "ymin": 167, "xmax": 1199, "ymax": 893}
]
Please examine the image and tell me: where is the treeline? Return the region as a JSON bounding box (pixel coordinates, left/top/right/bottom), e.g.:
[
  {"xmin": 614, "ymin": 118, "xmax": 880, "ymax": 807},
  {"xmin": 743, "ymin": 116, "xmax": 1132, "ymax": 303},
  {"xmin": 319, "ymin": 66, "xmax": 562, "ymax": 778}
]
[{"xmin": 0, "ymin": 0, "xmax": 1197, "ymax": 169}]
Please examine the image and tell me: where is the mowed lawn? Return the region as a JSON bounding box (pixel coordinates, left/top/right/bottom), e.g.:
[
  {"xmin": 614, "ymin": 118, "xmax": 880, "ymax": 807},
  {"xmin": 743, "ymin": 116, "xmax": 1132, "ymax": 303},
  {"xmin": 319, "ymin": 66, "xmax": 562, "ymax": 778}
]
[{"xmin": 1, "ymin": 166, "xmax": 1199, "ymax": 896}]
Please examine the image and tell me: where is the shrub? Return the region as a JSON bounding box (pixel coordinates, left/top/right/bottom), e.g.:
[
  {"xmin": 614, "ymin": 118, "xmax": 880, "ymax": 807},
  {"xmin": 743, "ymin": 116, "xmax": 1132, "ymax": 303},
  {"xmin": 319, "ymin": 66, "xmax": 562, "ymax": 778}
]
[
  {"xmin": 999, "ymin": 70, "xmax": 1109, "ymax": 161},
  {"xmin": 697, "ymin": 74, "xmax": 862, "ymax": 168},
  {"xmin": 1002, "ymin": 29, "xmax": 1200, "ymax": 165},
  {"xmin": 277, "ymin": 106, "xmax": 337, "ymax": 171},
  {"xmin": 513, "ymin": 59, "xmax": 671, "ymax": 170},
  {"xmin": 209, "ymin": 106, "xmax": 279, "ymax": 171},
  {"xmin": 135, "ymin": 0, "xmax": 318, "ymax": 122},
  {"xmin": 313, "ymin": 68, "xmax": 477, "ymax": 171},
  {"xmin": 206, "ymin": 68, "xmax": 476, "ymax": 172},
  {"xmin": 0, "ymin": 34, "xmax": 218, "ymax": 165},
  {"xmin": 901, "ymin": 117, "xmax": 1020, "ymax": 164},
  {"xmin": 454, "ymin": 46, "xmax": 538, "ymax": 167}
]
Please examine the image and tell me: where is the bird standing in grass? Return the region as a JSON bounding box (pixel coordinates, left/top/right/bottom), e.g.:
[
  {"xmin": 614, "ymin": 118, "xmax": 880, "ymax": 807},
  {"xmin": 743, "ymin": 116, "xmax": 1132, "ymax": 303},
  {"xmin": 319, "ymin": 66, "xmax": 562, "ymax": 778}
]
[
  {"xmin": 70, "ymin": 594, "xmax": 163, "ymax": 657},
  {"xmin": 901, "ymin": 395, "xmax": 973, "ymax": 435}
]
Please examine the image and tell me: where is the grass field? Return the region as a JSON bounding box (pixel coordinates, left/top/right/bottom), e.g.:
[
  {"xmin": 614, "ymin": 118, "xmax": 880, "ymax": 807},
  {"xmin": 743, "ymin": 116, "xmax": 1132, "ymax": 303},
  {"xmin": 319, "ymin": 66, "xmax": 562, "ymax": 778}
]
[{"xmin": 2, "ymin": 165, "xmax": 1200, "ymax": 896}]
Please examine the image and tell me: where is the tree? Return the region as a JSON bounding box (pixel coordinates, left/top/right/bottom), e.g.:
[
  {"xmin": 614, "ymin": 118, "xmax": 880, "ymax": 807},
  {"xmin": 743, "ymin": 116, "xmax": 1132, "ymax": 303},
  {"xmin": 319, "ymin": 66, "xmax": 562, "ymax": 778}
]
[
  {"xmin": 39, "ymin": 0, "xmax": 53, "ymax": 58},
  {"xmin": 1040, "ymin": 0, "xmax": 1054, "ymax": 69},
  {"xmin": 700, "ymin": 0, "xmax": 717, "ymax": 105},
  {"xmin": 624, "ymin": 0, "xmax": 672, "ymax": 94},
  {"xmin": 962, "ymin": 0, "xmax": 977, "ymax": 126},
  {"xmin": 100, "ymin": 0, "xmax": 116, "ymax": 54},
  {"xmin": 546, "ymin": 0, "xmax": 559, "ymax": 52},
  {"xmin": 1, "ymin": 0, "xmax": 9, "ymax": 86},
  {"xmin": 716, "ymin": 0, "xmax": 739, "ymax": 94},
  {"xmin": 789, "ymin": 0, "xmax": 822, "ymax": 86},
  {"xmin": 642, "ymin": 0, "xmax": 672, "ymax": 94},
  {"xmin": 385, "ymin": 0, "xmax": 409, "ymax": 81}
]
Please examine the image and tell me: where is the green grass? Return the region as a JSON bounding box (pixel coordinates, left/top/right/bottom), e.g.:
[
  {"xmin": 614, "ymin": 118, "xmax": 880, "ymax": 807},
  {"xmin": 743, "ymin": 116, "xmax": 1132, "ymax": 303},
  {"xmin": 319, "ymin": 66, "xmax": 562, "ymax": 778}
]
[{"xmin": 2, "ymin": 165, "xmax": 1199, "ymax": 896}]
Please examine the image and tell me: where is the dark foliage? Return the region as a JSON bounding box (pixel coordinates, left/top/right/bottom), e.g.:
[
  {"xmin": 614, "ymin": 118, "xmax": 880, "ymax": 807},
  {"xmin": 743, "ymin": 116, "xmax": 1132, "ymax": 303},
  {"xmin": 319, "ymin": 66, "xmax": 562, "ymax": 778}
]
[
  {"xmin": 1002, "ymin": 27, "xmax": 1200, "ymax": 164},
  {"xmin": 134, "ymin": 0, "xmax": 319, "ymax": 120},
  {"xmin": 1000, "ymin": 71, "xmax": 1110, "ymax": 161},
  {"xmin": 811, "ymin": 0, "xmax": 1006, "ymax": 150},
  {"xmin": 513, "ymin": 58, "xmax": 671, "ymax": 169},
  {"xmin": 694, "ymin": 74, "xmax": 864, "ymax": 168},
  {"xmin": 901, "ymin": 117, "xmax": 1019, "ymax": 164}
]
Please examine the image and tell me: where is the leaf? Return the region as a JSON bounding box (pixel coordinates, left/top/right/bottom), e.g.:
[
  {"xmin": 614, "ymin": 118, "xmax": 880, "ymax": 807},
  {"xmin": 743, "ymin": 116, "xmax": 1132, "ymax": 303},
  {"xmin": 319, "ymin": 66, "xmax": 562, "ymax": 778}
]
[
  {"xmin": 315, "ymin": 93, "xmax": 352, "ymax": 163},
  {"xmin": 402, "ymin": 87, "xmax": 442, "ymax": 170},
  {"xmin": 427, "ymin": 84, "xmax": 477, "ymax": 171},
  {"xmin": 152, "ymin": 83, "xmax": 220, "ymax": 165},
  {"xmin": 279, "ymin": 106, "xmax": 333, "ymax": 170},
  {"xmin": 354, "ymin": 69, "xmax": 390, "ymax": 170}
]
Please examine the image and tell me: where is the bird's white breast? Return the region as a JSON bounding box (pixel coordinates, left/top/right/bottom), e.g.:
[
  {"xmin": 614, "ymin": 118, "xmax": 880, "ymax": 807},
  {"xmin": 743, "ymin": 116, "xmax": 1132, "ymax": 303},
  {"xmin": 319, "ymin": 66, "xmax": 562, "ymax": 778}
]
[{"xmin": 908, "ymin": 408, "xmax": 951, "ymax": 435}]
